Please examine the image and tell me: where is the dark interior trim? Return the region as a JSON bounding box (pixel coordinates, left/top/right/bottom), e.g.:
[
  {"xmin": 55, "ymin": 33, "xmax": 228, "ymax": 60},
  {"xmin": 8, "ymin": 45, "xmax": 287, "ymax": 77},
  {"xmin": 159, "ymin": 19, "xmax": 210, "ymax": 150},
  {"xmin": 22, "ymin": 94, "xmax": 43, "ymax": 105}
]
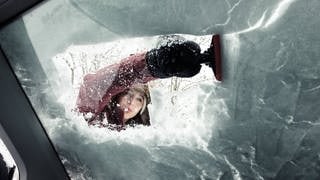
[{"xmin": 0, "ymin": 0, "xmax": 44, "ymax": 26}]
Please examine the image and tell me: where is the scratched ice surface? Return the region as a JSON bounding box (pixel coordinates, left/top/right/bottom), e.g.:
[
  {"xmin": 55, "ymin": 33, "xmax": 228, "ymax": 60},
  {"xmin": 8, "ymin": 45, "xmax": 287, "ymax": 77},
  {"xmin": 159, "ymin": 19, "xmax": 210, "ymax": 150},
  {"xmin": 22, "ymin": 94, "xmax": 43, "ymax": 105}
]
[{"xmin": 0, "ymin": 0, "xmax": 320, "ymax": 179}]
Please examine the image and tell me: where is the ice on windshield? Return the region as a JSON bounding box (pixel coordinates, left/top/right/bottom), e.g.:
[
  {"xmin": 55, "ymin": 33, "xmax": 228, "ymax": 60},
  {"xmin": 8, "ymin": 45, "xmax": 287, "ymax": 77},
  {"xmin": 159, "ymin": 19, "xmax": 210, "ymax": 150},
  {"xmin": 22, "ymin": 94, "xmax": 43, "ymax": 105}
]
[{"xmin": 1, "ymin": 0, "xmax": 320, "ymax": 179}]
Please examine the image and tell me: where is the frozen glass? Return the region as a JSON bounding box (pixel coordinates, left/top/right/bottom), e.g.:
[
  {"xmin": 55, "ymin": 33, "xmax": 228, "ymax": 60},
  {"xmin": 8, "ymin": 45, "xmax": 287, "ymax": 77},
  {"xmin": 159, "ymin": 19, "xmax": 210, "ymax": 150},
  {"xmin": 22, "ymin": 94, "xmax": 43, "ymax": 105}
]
[{"xmin": 0, "ymin": 0, "xmax": 320, "ymax": 179}]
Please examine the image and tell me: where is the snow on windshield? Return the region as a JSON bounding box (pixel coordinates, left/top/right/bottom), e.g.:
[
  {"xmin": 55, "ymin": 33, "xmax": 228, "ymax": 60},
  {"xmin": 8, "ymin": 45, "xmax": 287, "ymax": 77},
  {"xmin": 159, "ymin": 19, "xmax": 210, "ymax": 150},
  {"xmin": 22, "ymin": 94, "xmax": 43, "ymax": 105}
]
[{"xmin": 38, "ymin": 34, "xmax": 228, "ymax": 179}]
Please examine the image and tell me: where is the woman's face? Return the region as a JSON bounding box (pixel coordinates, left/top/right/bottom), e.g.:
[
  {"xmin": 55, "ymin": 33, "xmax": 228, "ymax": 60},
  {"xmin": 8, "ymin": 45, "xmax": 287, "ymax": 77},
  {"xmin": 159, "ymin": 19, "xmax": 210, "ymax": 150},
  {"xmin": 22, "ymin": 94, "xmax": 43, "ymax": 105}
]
[{"xmin": 118, "ymin": 90, "xmax": 144, "ymax": 122}]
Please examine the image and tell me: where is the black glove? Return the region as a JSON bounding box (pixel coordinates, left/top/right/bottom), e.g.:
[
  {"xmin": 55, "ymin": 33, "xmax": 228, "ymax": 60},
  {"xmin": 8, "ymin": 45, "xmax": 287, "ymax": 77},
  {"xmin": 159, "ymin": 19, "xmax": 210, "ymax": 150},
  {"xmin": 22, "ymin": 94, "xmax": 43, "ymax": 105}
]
[{"xmin": 145, "ymin": 41, "xmax": 202, "ymax": 78}]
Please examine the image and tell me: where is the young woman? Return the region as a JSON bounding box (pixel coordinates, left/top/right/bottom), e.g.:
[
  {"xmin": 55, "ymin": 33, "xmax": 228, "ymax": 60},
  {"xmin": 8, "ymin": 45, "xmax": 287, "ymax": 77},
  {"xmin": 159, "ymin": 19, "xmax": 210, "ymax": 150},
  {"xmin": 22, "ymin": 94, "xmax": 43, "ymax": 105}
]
[
  {"xmin": 87, "ymin": 84, "xmax": 152, "ymax": 130},
  {"xmin": 76, "ymin": 38, "xmax": 214, "ymax": 130}
]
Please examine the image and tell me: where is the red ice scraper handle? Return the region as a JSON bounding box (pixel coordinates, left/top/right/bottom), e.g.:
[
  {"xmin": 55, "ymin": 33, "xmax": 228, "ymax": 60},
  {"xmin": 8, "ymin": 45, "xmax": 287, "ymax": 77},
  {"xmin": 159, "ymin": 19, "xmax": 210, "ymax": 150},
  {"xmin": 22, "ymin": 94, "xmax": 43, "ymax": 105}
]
[{"xmin": 212, "ymin": 34, "xmax": 222, "ymax": 81}]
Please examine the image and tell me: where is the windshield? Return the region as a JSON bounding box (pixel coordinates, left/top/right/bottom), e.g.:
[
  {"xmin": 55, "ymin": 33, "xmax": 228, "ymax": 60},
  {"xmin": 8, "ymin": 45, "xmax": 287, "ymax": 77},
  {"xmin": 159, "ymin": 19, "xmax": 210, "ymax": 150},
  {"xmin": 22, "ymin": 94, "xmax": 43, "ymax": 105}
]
[{"xmin": 0, "ymin": 0, "xmax": 319, "ymax": 179}]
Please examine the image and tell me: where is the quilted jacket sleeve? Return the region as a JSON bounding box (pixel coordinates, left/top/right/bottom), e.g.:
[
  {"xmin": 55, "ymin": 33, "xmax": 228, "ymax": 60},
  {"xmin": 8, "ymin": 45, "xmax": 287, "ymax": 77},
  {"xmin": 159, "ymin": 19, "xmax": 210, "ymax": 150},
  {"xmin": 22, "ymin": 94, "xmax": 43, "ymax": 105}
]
[{"xmin": 76, "ymin": 52, "xmax": 156, "ymax": 115}]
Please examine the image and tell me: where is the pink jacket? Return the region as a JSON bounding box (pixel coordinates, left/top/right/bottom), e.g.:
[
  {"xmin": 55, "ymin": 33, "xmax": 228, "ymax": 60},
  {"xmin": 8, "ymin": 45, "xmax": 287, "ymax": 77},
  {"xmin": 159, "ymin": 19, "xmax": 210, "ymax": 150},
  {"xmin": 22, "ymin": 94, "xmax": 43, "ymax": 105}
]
[{"xmin": 76, "ymin": 52, "xmax": 156, "ymax": 115}]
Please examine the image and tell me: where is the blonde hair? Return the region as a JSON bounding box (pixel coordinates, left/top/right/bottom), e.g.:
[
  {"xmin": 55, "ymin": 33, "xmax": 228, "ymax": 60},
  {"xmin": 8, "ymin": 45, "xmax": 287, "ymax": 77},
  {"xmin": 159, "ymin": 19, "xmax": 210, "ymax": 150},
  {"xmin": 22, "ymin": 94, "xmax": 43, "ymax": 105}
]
[{"xmin": 129, "ymin": 84, "xmax": 151, "ymax": 115}]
